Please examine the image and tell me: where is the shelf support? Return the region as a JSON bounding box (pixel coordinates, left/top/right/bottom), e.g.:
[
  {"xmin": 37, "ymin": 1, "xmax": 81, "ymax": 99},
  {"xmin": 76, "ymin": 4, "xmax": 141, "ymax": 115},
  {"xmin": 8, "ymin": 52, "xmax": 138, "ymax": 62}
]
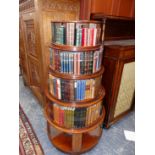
[{"xmin": 72, "ymin": 133, "xmax": 82, "ymax": 152}]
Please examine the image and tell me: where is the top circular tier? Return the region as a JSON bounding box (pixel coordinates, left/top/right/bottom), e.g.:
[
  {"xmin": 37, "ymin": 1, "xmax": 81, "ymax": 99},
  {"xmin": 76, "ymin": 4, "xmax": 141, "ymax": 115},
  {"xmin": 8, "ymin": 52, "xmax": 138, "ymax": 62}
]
[{"xmin": 51, "ymin": 20, "xmax": 104, "ymax": 47}]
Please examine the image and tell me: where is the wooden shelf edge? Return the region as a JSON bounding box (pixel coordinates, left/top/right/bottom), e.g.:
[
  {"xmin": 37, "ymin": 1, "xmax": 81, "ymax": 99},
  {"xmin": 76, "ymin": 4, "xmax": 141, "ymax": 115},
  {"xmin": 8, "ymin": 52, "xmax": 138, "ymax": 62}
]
[
  {"xmin": 45, "ymin": 87, "xmax": 105, "ymax": 107},
  {"xmin": 44, "ymin": 106, "xmax": 105, "ymax": 134},
  {"xmin": 49, "ymin": 43, "xmax": 102, "ymax": 52},
  {"xmin": 49, "ymin": 66, "xmax": 105, "ymax": 80},
  {"xmin": 51, "ymin": 20, "xmax": 102, "ymax": 23}
]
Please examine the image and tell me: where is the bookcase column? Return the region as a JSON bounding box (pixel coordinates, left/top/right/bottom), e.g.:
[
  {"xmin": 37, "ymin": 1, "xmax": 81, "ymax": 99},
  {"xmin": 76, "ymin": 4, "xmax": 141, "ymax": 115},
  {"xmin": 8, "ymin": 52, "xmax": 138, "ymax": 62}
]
[{"xmin": 72, "ymin": 133, "xmax": 82, "ymax": 152}]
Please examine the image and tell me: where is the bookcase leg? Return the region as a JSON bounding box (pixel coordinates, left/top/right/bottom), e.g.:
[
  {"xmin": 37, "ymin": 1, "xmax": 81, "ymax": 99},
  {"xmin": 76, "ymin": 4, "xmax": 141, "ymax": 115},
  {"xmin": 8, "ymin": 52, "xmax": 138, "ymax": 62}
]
[{"xmin": 72, "ymin": 133, "xmax": 82, "ymax": 152}]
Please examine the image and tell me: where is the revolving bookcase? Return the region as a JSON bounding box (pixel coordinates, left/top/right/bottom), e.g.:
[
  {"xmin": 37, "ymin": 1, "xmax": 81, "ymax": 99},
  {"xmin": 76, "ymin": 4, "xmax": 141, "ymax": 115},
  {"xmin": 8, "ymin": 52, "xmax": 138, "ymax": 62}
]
[{"xmin": 44, "ymin": 20, "xmax": 106, "ymax": 154}]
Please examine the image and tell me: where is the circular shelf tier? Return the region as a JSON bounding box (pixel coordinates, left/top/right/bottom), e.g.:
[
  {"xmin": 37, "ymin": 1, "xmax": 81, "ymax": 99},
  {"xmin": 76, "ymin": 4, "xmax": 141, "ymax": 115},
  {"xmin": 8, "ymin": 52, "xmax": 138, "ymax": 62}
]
[
  {"xmin": 49, "ymin": 43, "xmax": 102, "ymax": 52},
  {"xmin": 47, "ymin": 121, "xmax": 103, "ymax": 154},
  {"xmin": 51, "ymin": 20, "xmax": 101, "ymax": 24},
  {"xmin": 44, "ymin": 104, "xmax": 105, "ymax": 134},
  {"xmin": 49, "ymin": 66, "xmax": 104, "ymax": 80},
  {"xmin": 45, "ymin": 87, "xmax": 105, "ymax": 108}
]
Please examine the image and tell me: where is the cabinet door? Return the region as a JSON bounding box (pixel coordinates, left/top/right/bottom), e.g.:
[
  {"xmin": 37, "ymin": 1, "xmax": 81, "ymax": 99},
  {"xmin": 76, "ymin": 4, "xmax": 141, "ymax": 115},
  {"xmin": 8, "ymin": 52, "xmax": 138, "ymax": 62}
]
[
  {"xmin": 23, "ymin": 18, "xmax": 38, "ymax": 58},
  {"xmin": 19, "ymin": 16, "xmax": 30, "ymax": 85},
  {"xmin": 22, "ymin": 13, "xmax": 41, "ymax": 89},
  {"xmin": 113, "ymin": 61, "xmax": 135, "ymax": 118}
]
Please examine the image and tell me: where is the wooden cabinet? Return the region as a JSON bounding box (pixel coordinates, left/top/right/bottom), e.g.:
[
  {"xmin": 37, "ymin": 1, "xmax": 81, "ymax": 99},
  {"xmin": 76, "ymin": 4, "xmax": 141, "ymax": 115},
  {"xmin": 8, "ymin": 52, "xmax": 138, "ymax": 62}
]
[
  {"xmin": 103, "ymin": 42, "xmax": 135, "ymax": 128},
  {"xmin": 91, "ymin": 14, "xmax": 135, "ymax": 128},
  {"xmin": 80, "ymin": 0, "xmax": 135, "ymax": 19},
  {"xmin": 19, "ymin": 0, "xmax": 80, "ymax": 106}
]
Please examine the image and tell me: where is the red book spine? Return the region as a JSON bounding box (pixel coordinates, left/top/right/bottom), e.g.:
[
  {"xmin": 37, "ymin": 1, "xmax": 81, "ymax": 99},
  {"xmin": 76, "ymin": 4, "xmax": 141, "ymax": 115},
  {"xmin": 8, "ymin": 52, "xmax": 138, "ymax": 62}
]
[
  {"xmin": 82, "ymin": 28, "xmax": 85, "ymax": 46},
  {"xmin": 90, "ymin": 28, "xmax": 94, "ymax": 46}
]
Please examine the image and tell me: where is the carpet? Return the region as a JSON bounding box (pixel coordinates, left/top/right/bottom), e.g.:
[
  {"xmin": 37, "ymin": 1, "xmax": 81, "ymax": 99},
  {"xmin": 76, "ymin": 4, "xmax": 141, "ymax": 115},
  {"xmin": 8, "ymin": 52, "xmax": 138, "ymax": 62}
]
[{"xmin": 19, "ymin": 105, "xmax": 44, "ymax": 155}]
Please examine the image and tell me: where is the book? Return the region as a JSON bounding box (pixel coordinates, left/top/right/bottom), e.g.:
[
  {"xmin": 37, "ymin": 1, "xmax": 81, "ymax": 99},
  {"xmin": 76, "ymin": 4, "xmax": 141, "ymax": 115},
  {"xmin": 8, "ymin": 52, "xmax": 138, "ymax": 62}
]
[
  {"xmin": 55, "ymin": 23, "xmax": 65, "ymax": 44},
  {"xmin": 82, "ymin": 27, "xmax": 88, "ymax": 46},
  {"xmin": 66, "ymin": 23, "xmax": 75, "ymax": 45},
  {"xmin": 75, "ymin": 24, "xmax": 82, "ymax": 46}
]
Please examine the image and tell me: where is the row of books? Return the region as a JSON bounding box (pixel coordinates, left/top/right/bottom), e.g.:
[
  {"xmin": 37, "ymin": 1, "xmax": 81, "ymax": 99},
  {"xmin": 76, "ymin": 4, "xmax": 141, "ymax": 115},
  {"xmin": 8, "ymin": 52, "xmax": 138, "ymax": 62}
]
[
  {"xmin": 52, "ymin": 22, "xmax": 101, "ymax": 46},
  {"xmin": 50, "ymin": 48, "xmax": 103, "ymax": 74},
  {"xmin": 53, "ymin": 101, "xmax": 102, "ymax": 128},
  {"xmin": 49, "ymin": 74, "xmax": 101, "ymax": 101}
]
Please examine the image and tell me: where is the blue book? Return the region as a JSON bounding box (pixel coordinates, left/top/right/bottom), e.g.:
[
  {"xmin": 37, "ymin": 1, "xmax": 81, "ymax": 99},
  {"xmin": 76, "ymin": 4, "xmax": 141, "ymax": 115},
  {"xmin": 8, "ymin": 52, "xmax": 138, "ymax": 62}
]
[
  {"xmin": 64, "ymin": 52, "xmax": 66, "ymax": 73},
  {"xmin": 79, "ymin": 80, "xmax": 83, "ymax": 100},
  {"xmin": 69, "ymin": 53, "xmax": 73, "ymax": 74},
  {"xmin": 77, "ymin": 81, "xmax": 79, "ymax": 100},
  {"xmin": 82, "ymin": 80, "xmax": 86, "ymax": 100},
  {"xmin": 78, "ymin": 81, "xmax": 81, "ymax": 100},
  {"xmin": 67, "ymin": 52, "xmax": 69, "ymax": 73}
]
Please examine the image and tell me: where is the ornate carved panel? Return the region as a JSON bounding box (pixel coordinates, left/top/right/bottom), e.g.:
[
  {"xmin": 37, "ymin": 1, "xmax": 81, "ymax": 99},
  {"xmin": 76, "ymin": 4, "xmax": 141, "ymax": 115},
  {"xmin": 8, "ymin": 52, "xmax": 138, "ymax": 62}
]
[
  {"xmin": 19, "ymin": 0, "xmax": 34, "ymax": 12},
  {"xmin": 24, "ymin": 19, "xmax": 37, "ymax": 57},
  {"xmin": 28, "ymin": 58, "xmax": 40, "ymax": 87},
  {"xmin": 42, "ymin": 0, "xmax": 80, "ymax": 13},
  {"xmin": 114, "ymin": 62, "xmax": 135, "ymax": 117}
]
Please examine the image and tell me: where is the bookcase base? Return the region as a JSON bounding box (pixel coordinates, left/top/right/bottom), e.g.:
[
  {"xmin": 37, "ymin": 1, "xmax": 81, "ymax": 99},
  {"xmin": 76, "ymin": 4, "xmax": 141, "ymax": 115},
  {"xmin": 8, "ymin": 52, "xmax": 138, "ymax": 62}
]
[{"xmin": 47, "ymin": 121, "xmax": 103, "ymax": 154}]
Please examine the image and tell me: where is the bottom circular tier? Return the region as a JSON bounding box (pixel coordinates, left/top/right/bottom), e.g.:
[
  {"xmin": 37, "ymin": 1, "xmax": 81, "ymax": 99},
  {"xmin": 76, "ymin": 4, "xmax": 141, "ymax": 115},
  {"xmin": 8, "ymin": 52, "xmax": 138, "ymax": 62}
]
[
  {"xmin": 47, "ymin": 122, "xmax": 103, "ymax": 154},
  {"xmin": 46, "ymin": 107, "xmax": 105, "ymax": 154}
]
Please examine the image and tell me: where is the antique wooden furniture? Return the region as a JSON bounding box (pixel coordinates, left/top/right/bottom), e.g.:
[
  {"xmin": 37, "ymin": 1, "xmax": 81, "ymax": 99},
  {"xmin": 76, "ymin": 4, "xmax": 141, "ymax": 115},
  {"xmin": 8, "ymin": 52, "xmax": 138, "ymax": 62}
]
[
  {"xmin": 80, "ymin": 0, "xmax": 135, "ymax": 20},
  {"xmin": 91, "ymin": 14, "xmax": 135, "ymax": 128},
  {"xmin": 91, "ymin": 13, "xmax": 135, "ymax": 41},
  {"xmin": 19, "ymin": 0, "xmax": 80, "ymax": 106},
  {"xmin": 44, "ymin": 21, "xmax": 106, "ymax": 154},
  {"xmin": 103, "ymin": 41, "xmax": 135, "ymax": 128}
]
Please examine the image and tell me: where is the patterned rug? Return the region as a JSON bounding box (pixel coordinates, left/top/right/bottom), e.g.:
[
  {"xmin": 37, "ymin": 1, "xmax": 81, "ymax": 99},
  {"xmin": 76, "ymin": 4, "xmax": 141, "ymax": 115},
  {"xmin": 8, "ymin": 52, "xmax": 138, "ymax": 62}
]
[{"xmin": 19, "ymin": 105, "xmax": 44, "ymax": 155}]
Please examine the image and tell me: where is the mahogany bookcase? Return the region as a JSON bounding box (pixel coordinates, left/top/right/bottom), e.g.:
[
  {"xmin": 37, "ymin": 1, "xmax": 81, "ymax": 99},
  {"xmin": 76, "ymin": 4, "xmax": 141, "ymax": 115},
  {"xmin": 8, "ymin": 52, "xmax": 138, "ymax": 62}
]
[{"xmin": 44, "ymin": 20, "xmax": 106, "ymax": 154}]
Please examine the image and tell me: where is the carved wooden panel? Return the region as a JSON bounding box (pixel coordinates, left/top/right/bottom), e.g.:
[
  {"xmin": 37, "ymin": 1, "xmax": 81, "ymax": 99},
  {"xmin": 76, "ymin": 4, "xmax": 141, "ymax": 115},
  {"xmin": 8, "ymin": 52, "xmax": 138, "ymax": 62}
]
[
  {"xmin": 24, "ymin": 19, "xmax": 37, "ymax": 57},
  {"xmin": 19, "ymin": 0, "xmax": 34, "ymax": 12},
  {"xmin": 42, "ymin": 0, "xmax": 80, "ymax": 13},
  {"xmin": 114, "ymin": 62, "xmax": 135, "ymax": 117},
  {"xmin": 28, "ymin": 57, "xmax": 40, "ymax": 87}
]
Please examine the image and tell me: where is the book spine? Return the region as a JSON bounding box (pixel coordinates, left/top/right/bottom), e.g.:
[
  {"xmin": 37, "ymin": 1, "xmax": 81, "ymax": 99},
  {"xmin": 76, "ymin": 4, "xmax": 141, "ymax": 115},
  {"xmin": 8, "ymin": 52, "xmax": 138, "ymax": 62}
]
[
  {"xmin": 83, "ymin": 108, "xmax": 86, "ymax": 128},
  {"xmin": 93, "ymin": 28, "xmax": 97, "ymax": 46},
  {"xmin": 53, "ymin": 78, "xmax": 57, "ymax": 97},
  {"xmin": 80, "ymin": 52, "xmax": 84, "ymax": 74},
  {"xmin": 77, "ymin": 53, "xmax": 80, "ymax": 75},
  {"xmin": 74, "ymin": 53, "xmax": 77, "ymax": 74},
  {"xmin": 57, "ymin": 78, "xmax": 61, "ymax": 99},
  {"xmin": 61, "ymin": 107, "xmax": 64, "ymax": 126},
  {"xmin": 87, "ymin": 28, "xmax": 91, "ymax": 46},
  {"xmin": 66, "ymin": 23, "xmax": 75, "ymax": 45},
  {"xmin": 89, "ymin": 51, "xmax": 93, "ymax": 74},
  {"xmin": 74, "ymin": 81, "xmax": 77, "ymax": 100},
  {"xmin": 93, "ymin": 51, "xmax": 98, "ymax": 73},
  {"xmin": 75, "ymin": 28, "xmax": 82, "ymax": 46},
  {"xmin": 82, "ymin": 80, "xmax": 86, "ymax": 100},
  {"xmin": 66, "ymin": 53, "xmax": 69, "ymax": 73},
  {"xmin": 70, "ymin": 80, "xmax": 74, "ymax": 101}
]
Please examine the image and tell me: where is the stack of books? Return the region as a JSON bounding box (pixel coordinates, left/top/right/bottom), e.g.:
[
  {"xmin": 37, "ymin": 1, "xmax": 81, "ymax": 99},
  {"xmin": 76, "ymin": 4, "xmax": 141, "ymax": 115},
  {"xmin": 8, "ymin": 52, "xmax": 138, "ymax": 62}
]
[
  {"xmin": 50, "ymin": 48, "xmax": 103, "ymax": 74},
  {"xmin": 49, "ymin": 74, "xmax": 101, "ymax": 101},
  {"xmin": 52, "ymin": 22, "xmax": 101, "ymax": 46},
  {"xmin": 53, "ymin": 101, "xmax": 102, "ymax": 128}
]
